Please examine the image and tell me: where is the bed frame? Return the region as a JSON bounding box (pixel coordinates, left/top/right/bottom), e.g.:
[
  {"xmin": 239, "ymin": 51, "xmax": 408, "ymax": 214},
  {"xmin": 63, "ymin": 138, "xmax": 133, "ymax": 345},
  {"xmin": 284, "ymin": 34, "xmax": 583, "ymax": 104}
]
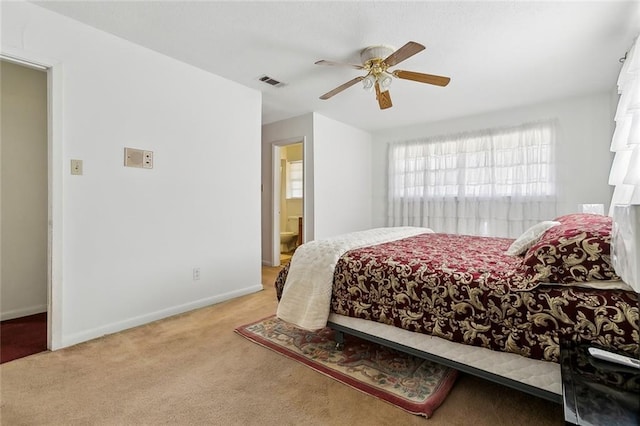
[{"xmin": 328, "ymin": 314, "xmax": 562, "ymax": 404}]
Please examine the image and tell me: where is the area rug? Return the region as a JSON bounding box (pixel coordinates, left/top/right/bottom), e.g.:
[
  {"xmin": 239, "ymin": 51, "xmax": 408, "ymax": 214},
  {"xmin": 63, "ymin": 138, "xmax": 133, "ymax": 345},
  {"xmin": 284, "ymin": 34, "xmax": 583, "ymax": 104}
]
[{"xmin": 235, "ymin": 315, "xmax": 458, "ymax": 417}]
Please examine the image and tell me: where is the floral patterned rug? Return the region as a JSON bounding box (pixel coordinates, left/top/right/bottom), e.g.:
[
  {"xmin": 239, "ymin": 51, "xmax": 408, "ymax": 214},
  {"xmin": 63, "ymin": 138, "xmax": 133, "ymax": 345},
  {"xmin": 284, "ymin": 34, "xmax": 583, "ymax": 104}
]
[{"xmin": 235, "ymin": 315, "xmax": 458, "ymax": 417}]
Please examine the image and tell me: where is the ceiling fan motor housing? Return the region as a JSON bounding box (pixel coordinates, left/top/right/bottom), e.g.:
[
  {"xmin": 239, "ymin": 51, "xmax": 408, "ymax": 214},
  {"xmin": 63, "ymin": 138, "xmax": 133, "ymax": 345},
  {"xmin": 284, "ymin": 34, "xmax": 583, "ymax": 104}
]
[{"xmin": 360, "ymin": 45, "xmax": 395, "ymax": 65}]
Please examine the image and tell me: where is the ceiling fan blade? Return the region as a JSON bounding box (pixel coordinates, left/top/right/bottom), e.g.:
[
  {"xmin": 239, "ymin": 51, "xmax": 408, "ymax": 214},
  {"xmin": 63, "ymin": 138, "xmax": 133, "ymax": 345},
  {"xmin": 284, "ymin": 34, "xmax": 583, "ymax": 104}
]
[
  {"xmin": 315, "ymin": 60, "xmax": 364, "ymax": 70},
  {"xmin": 383, "ymin": 41, "xmax": 425, "ymax": 67},
  {"xmin": 374, "ymin": 81, "xmax": 393, "ymax": 110},
  {"xmin": 393, "ymin": 70, "xmax": 451, "ymax": 86},
  {"xmin": 319, "ymin": 76, "xmax": 365, "ymax": 100}
]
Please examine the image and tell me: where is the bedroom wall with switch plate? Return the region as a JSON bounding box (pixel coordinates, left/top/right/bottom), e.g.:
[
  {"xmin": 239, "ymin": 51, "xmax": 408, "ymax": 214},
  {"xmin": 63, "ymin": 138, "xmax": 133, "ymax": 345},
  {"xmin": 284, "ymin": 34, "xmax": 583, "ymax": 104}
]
[{"xmin": 3, "ymin": 0, "xmax": 262, "ymax": 349}]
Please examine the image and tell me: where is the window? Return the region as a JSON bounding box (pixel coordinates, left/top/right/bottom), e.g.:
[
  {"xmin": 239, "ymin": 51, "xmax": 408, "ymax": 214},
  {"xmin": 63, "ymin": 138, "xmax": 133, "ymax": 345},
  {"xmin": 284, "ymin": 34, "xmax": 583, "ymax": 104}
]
[
  {"xmin": 388, "ymin": 121, "xmax": 557, "ymax": 237},
  {"xmin": 286, "ymin": 160, "xmax": 303, "ymax": 199}
]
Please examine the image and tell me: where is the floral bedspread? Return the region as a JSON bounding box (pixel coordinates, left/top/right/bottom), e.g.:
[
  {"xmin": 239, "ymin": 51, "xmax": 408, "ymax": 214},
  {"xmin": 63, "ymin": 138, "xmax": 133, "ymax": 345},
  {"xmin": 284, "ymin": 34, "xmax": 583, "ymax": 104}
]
[{"xmin": 275, "ymin": 233, "xmax": 639, "ymax": 362}]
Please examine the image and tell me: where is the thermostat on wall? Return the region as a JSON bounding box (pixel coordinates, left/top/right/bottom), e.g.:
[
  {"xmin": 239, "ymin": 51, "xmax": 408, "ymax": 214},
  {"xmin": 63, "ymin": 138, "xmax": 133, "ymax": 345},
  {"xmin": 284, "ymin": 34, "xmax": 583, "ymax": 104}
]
[{"xmin": 124, "ymin": 147, "xmax": 153, "ymax": 169}]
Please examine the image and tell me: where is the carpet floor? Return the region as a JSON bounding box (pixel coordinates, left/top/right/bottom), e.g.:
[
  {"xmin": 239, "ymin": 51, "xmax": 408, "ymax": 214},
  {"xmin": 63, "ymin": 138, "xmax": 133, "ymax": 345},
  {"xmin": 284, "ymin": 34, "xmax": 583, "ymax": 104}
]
[
  {"xmin": 0, "ymin": 312, "xmax": 48, "ymax": 364},
  {"xmin": 0, "ymin": 266, "xmax": 563, "ymax": 425}
]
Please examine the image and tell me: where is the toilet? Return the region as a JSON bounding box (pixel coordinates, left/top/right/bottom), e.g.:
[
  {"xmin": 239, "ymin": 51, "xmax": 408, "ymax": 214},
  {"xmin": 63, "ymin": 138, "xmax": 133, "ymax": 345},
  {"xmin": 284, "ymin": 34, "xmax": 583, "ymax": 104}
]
[{"xmin": 280, "ymin": 216, "xmax": 301, "ymax": 252}]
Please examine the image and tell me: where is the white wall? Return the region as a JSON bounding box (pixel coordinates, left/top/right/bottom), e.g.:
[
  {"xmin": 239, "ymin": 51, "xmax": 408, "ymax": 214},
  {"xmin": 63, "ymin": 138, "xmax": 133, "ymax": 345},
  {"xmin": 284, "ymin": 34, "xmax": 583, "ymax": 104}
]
[
  {"xmin": 2, "ymin": 1, "xmax": 262, "ymax": 348},
  {"xmin": 371, "ymin": 92, "xmax": 615, "ymax": 227},
  {"xmin": 313, "ymin": 114, "xmax": 372, "ymax": 239},
  {"xmin": 1, "ymin": 61, "xmax": 48, "ymax": 320}
]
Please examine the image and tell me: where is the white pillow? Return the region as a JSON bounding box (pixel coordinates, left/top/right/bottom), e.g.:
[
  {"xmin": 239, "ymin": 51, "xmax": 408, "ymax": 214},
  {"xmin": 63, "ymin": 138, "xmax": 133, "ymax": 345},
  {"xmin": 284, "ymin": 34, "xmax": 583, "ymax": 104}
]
[{"xmin": 506, "ymin": 221, "xmax": 561, "ymax": 256}]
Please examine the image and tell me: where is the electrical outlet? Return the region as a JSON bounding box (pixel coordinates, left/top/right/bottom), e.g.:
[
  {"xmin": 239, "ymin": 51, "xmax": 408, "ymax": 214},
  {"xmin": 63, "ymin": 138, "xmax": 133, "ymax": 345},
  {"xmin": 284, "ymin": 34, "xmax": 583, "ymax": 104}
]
[
  {"xmin": 192, "ymin": 267, "xmax": 200, "ymax": 281},
  {"xmin": 143, "ymin": 151, "xmax": 153, "ymax": 169},
  {"xmin": 124, "ymin": 147, "xmax": 153, "ymax": 169}
]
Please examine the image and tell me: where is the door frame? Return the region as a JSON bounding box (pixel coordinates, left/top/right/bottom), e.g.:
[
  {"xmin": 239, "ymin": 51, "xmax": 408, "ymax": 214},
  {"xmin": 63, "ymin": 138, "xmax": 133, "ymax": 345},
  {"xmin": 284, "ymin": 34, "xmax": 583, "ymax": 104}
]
[
  {"xmin": 271, "ymin": 137, "xmax": 305, "ymax": 266},
  {"xmin": 1, "ymin": 49, "xmax": 64, "ymax": 350}
]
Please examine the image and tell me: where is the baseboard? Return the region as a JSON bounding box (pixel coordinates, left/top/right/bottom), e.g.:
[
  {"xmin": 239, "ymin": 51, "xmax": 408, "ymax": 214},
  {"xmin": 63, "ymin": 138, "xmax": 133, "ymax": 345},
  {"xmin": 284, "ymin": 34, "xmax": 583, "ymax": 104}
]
[
  {"xmin": 59, "ymin": 285, "xmax": 263, "ymax": 349},
  {"xmin": 1, "ymin": 304, "xmax": 47, "ymax": 321}
]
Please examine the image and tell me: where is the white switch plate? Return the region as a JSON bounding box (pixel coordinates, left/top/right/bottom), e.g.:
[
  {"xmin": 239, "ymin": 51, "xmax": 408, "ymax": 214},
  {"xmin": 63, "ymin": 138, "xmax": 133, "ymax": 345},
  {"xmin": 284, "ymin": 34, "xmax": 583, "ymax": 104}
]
[{"xmin": 70, "ymin": 159, "xmax": 83, "ymax": 175}]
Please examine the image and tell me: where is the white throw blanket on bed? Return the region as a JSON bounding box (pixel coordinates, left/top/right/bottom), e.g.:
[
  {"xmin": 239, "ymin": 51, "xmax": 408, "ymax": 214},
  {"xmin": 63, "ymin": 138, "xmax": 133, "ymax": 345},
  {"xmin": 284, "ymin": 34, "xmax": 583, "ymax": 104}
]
[{"xmin": 277, "ymin": 227, "xmax": 433, "ymax": 331}]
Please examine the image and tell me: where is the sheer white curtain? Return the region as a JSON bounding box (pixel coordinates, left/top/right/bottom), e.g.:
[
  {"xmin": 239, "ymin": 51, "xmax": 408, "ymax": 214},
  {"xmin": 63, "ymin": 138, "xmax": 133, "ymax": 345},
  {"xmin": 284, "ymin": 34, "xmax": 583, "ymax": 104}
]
[
  {"xmin": 388, "ymin": 121, "xmax": 557, "ymax": 238},
  {"xmin": 609, "ymin": 36, "xmax": 640, "ymax": 211}
]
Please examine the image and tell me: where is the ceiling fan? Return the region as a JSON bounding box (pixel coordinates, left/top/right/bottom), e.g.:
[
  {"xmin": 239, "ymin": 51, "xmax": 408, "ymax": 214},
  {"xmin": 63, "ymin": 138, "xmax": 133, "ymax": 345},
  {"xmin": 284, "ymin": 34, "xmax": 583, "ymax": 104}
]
[{"xmin": 316, "ymin": 41, "xmax": 450, "ymax": 110}]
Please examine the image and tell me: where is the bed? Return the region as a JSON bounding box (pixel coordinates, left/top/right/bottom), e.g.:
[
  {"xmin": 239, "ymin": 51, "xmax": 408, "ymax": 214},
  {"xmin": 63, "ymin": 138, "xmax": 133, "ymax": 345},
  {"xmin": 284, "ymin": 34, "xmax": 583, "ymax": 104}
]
[{"xmin": 274, "ymin": 212, "xmax": 640, "ymax": 403}]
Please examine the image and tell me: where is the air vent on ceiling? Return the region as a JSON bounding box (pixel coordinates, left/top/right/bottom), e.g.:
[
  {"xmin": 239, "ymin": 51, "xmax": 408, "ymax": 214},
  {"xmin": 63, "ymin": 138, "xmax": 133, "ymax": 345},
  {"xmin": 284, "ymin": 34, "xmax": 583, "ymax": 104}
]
[{"xmin": 258, "ymin": 75, "xmax": 285, "ymax": 87}]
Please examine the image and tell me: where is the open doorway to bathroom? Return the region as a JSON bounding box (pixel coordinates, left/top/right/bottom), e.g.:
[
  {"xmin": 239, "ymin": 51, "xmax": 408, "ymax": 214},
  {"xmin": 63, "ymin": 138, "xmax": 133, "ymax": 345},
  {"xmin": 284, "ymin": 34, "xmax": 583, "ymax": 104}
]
[
  {"xmin": 277, "ymin": 143, "xmax": 304, "ymax": 264},
  {"xmin": 1, "ymin": 58, "xmax": 49, "ymax": 362}
]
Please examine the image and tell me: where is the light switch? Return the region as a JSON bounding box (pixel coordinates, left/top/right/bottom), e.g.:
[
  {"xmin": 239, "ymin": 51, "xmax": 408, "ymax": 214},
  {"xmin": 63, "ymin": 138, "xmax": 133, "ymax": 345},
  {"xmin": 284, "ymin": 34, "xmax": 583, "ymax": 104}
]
[{"xmin": 70, "ymin": 159, "xmax": 83, "ymax": 175}]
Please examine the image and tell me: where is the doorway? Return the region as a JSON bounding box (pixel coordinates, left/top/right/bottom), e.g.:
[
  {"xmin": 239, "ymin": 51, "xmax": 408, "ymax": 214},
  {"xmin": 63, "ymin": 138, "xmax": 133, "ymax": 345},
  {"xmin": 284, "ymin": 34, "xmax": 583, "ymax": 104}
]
[
  {"xmin": 272, "ymin": 139, "xmax": 304, "ymax": 266},
  {"xmin": 0, "ymin": 58, "xmax": 50, "ymax": 361}
]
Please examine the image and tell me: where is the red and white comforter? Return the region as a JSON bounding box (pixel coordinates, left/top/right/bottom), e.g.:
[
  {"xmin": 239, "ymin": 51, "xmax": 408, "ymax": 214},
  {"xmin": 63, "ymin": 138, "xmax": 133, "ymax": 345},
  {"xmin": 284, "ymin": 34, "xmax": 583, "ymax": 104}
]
[{"xmin": 276, "ymin": 232, "xmax": 639, "ymax": 362}]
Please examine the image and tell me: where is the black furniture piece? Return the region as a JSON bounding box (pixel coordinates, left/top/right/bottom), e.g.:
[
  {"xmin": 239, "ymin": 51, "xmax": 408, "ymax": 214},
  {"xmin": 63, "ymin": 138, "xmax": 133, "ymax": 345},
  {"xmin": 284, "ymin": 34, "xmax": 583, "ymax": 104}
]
[{"xmin": 561, "ymin": 342, "xmax": 640, "ymax": 425}]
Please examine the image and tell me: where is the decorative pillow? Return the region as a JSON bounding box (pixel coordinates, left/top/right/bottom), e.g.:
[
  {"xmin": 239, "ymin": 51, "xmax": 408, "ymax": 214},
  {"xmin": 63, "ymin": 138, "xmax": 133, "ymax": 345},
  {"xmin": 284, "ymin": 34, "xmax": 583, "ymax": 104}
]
[
  {"xmin": 552, "ymin": 212, "xmax": 607, "ymax": 224},
  {"xmin": 522, "ymin": 214, "xmax": 620, "ymax": 285},
  {"xmin": 506, "ymin": 221, "xmax": 561, "ymax": 256}
]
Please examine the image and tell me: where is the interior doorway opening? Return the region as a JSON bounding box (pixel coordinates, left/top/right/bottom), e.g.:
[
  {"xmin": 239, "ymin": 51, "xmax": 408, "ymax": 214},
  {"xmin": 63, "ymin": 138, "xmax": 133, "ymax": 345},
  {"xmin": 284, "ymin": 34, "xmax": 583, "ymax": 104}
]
[
  {"xmin": 0, "ymin": 58, "xmax": 49, "ymax": 361},
  {"xmin": 271, "ymin": 139, "xmax": 305, "ymax": 266}
]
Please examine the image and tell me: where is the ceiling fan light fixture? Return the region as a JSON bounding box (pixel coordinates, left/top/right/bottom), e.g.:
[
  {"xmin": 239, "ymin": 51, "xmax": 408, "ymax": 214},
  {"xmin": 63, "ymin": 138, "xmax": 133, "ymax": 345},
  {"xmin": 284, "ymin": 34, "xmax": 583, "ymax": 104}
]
[
  {"xmin": 315, "ymin": 41, "xmax": 450, "ymax": 110},
  {"xmin": 362, "ymin": 75, "xmax": 376, "ymax": 92},
  {"xmin": 379, "ymin": 72, "xmax": 393, "ymax": 91}
]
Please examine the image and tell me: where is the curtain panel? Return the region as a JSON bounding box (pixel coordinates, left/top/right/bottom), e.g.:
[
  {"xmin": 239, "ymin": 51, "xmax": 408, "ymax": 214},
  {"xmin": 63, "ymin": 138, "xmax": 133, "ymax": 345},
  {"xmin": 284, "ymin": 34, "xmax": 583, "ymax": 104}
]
[
  {"xmin": 388, "ymin": 121, "xmax": 557, "ymax": 238},
  {"xmin": 609, "ymin": 36, "xmax": 640, "ymax": 211}
]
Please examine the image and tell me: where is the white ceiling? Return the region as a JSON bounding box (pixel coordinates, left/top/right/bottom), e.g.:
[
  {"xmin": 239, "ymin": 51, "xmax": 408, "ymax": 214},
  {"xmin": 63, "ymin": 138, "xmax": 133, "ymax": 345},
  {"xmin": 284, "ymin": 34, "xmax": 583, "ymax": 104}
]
[{"xmin": 33, "ymin": 1, "xmax": 640, "ymax": 132}]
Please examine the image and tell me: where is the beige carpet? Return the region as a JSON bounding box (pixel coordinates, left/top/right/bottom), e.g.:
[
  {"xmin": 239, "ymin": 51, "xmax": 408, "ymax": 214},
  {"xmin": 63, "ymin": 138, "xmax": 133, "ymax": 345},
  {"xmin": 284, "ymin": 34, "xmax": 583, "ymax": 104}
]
[{"xmin": 0, "ymin": 266, "xmax": 563, "ymax": 425}]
